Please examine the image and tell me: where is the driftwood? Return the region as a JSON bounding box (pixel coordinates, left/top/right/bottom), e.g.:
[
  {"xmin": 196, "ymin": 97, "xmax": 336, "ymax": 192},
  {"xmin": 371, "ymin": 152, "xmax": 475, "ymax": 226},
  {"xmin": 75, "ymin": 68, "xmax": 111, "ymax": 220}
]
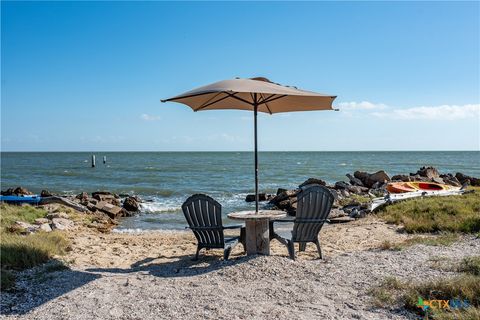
[{"xmin": 40, "ymin": 196, "xmax": 88, "ymax": 213}]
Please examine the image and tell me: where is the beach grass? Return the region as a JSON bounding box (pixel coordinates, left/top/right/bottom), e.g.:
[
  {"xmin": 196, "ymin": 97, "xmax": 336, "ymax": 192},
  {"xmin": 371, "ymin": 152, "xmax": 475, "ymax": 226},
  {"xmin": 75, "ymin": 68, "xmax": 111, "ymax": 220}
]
[
  {"xmin": 0, "ymin": 204, "xmax": 70, "ymax": 290},
  {"xmin": 380, "ymin": 233, "xmax": 459, "ymax": 251},
  {"xmin": 0, "ymin": 204, "xmax": 47, "ymax": 231},
  {"xmin": 370, "ymin": 256, "xmax": 480, "ymax": 319},
  {"xmin": 457, "ymin": 256, "xmax": 480, "ymax": 276},
  {"xmin": 377, "ymin": 187, "xmax": 480, "ymax": 233},
  {"xmin": 338, "ymin": 194, "xmax": 371, "ymax": 206},
  {"xmin": 1, "ymin": 231, "xmax": 70, "ymax": 270}
]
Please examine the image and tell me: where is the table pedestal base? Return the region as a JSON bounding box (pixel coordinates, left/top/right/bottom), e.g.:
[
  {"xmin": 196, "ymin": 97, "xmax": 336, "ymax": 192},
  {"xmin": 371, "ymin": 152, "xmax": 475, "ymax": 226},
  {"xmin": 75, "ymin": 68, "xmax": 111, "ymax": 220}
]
[{"xmin": 245, "ymin": 218, "xmax": 270, "ymax": 255}]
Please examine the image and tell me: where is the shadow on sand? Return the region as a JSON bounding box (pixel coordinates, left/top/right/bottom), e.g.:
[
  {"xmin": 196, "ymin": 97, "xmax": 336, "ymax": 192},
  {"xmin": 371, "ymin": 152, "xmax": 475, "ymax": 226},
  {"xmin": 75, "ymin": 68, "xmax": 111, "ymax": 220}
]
[
  {"xmin": 85, "ymin": 252, "xmax": 256, "ymax": 278},
  {"xmin": 0, "ymin": 253, "xmax": 254, "ymax": 316},
  {"xmin": 0, "ymin": 260, "xmax": 101, "ymax": 316}
]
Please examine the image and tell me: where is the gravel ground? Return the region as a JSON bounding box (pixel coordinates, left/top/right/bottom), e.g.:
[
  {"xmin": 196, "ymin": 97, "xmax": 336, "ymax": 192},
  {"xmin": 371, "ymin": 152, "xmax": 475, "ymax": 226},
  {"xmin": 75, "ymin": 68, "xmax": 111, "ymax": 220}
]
[{"xmin": 2, "ymin": 236, "xmax": 478, "ymax": 320}]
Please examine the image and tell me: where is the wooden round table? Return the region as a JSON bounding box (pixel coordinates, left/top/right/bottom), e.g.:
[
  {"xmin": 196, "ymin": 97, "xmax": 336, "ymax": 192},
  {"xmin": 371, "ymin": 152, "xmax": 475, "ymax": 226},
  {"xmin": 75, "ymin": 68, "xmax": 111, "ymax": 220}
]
[{"xmin": 227, "ymin": 210, "xmax": 286, "ymax": 256}]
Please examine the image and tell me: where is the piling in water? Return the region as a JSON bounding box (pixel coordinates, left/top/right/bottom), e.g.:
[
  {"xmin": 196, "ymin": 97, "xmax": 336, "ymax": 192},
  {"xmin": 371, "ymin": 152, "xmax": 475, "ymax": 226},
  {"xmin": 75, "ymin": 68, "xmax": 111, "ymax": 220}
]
[
  {"xmin": 103, "ymin": 156, "xmax": 107, "ymax": 164},
  {"xmin": 92, "ymin": 155, "xmax": 96, "ymax": 168}
]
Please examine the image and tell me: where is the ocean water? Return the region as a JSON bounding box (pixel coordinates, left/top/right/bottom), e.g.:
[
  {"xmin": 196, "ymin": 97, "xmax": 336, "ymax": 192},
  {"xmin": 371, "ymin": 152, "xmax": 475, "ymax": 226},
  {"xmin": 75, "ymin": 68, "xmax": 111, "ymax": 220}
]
[{"xmin": 1, "ymin": 151, "xmax": 479, "ymax": 230}]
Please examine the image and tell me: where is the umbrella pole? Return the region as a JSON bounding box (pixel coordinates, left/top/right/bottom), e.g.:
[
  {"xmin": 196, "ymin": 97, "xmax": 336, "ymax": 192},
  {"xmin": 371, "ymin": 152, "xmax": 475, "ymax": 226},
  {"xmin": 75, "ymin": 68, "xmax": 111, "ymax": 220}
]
[{"xmin": 254, "ymin": 103, "xmax": 259, "ymax": 213}]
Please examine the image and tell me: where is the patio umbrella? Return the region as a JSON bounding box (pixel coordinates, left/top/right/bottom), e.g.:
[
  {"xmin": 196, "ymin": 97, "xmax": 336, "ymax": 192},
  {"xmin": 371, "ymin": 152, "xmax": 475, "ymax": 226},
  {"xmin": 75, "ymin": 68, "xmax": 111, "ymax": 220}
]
[{"xmin": 161, "ymin": 77, "xmax": 337, "ymax": 212}]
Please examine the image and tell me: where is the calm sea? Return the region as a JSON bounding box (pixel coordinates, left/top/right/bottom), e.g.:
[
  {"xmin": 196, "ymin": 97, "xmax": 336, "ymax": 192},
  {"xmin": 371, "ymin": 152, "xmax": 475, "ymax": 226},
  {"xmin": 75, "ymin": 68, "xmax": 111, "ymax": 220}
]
[{"xmin": 1, "ymin": 151, "xmax": 479, "ymax": 230}]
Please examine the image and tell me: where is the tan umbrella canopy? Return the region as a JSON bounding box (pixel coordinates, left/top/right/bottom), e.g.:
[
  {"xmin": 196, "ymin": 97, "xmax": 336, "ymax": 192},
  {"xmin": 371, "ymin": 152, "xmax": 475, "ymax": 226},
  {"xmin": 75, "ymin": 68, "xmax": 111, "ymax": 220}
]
[{"xmin": 162, "ymin": 77, "xmax": 337, "ymax": 212}]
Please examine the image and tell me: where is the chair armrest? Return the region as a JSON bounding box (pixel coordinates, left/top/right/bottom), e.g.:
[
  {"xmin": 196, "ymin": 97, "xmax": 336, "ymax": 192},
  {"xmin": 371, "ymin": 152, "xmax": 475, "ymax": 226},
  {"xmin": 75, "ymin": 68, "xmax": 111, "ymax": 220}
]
[{"xmin": 223, "ymin": 224, "xmax": 244, "ymax": 229}]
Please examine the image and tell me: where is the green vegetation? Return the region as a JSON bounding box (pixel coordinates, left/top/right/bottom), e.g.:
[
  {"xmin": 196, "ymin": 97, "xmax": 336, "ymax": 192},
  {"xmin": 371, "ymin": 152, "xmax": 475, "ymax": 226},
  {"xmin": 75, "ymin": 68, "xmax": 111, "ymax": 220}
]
[
  {"xmin": 380, "ymin": 234, "xmax": 459, "ymax": 251},
  {"xmin": 370, "ymin": 256, "xmax": 480, "ymax": 319},
  {"xmin": 0, "ymin": 204, "xmax": 71, "ymax": 291},
  {"xmin": 0, "ymin": 204, "xmax": 47, "ymax": 231},
  {"xmin": 377, "ymin": 187, "xmax": 480, "ymax": 233},
  {"xmin": 457, "ymin": 256, "xmax": 480, "ymax": 276},
  {"xmin": 338, "ymin": 194, "xmax": 371, "ymax": 206},
  {"xmin": 1, "ymin": 232, "xmax": 69, "ymax": 270}
]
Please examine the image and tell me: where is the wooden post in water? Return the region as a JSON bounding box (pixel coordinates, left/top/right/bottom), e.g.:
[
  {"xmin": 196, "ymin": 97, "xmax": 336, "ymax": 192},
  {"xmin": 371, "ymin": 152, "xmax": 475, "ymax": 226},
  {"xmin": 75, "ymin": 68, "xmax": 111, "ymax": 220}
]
[
  {"xmin": 91, "ymin": 155, "xmax": 96, "ymax": 168},
  {"xmin": 103, "ymin": 156, "xmax": 107, "ymax": 164}
]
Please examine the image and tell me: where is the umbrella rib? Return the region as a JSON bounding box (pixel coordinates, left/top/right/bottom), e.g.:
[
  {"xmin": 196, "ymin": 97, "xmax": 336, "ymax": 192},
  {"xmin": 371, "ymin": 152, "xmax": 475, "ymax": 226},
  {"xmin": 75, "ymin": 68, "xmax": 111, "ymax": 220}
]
[
  {"xmin": 258, "ymin": 94, "xmax": 276, "ymax": 104},
  {"xmin": 194, "ymin": 92, "xmax": 232, "ymax": 111},
  {"xmin": 259, "ymin": 93, "xmax": 273, "ymax": 115},
  {"xmin": 194, "ymin": 92, "xmax": 224, "ymax": 110},
  {"xmin": 226, "ymin": 93, "xmax": 255, "ymax": 107},
  {"xmin": 161, "ymin": 91, "xmax": 214, "ymax": 103},
  {"xmin": 260, "ymin": 94, "xmax": 288, "ymax": 104}
]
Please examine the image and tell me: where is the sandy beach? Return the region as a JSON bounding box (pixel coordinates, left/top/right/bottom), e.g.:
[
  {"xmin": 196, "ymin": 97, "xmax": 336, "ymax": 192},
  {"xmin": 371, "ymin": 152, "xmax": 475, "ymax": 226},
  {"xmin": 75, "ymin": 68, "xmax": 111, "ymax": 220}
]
[{"xmin": 2, "ymin": 216, "xmax": 478, "ymax": 320}]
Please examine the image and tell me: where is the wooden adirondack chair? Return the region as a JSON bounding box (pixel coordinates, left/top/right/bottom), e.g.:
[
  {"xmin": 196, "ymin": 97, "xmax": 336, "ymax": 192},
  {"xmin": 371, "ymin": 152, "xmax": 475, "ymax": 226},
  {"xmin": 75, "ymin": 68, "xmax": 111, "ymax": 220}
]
[
  {"xmin": 182, "ymin": 194, "xmax": 245, "ymax": 260},
  {"xmin": 270, "ymin": 184, "xmax": 334, "ymax": 260}
]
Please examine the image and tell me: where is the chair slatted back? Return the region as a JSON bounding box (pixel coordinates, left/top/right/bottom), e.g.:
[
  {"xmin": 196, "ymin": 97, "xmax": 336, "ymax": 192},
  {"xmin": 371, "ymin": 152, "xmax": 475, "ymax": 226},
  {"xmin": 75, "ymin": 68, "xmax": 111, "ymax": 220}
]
[
  {"xmin": 292, "ymin": 184, "xmax": 334, "ymax": 242},
  {"xmin": 182, "ymin": 194, "xmax": 225, "ymax": 248}
]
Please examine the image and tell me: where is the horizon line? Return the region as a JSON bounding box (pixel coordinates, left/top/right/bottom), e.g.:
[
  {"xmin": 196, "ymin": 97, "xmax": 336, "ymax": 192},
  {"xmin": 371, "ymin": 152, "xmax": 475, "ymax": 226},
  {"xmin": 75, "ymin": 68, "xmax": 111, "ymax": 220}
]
[{"xmin": 1, "ymin": 150, "xmax": 479, "ymax": 153}]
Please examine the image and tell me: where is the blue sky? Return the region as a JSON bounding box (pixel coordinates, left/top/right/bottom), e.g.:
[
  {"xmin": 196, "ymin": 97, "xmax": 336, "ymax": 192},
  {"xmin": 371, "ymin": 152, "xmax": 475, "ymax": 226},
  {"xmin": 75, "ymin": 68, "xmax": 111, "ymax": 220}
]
[{"xmin": 1, "ymin": 1, "xmax": 479, "ymax": 151}]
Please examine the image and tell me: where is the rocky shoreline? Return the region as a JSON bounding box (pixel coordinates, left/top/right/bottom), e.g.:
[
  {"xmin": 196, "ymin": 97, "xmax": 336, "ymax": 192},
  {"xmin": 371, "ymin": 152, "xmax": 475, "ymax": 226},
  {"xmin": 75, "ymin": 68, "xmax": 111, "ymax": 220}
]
[
  {"xmin": 0, "ymin": 189, "xmax": 143, "ymax": 234},
  {"xmin": 1, "ymin": 166, "xmax": 479, "ymax": 234},
  {"xmin": 248, "ymin": 166, "xmax": 479, "ymax": 220}
]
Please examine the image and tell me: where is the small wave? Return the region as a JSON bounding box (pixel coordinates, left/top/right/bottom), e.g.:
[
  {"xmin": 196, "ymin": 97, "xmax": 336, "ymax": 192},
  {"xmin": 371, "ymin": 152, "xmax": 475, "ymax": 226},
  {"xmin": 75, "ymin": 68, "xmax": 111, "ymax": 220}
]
[
  {"xmin": 339, "ymin": 163, "xmax": 347, "ymax": 166},
  {"xmin": 140, "ymin": 202, "xmax": 181, "ymax": 213}
]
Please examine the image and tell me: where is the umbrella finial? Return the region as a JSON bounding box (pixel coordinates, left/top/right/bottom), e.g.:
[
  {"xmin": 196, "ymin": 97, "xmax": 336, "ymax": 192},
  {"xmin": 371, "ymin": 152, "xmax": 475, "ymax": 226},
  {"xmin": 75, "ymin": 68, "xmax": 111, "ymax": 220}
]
[{"xmin": 250, "ymin": 77, "xmax": 272, "ymax": 83}]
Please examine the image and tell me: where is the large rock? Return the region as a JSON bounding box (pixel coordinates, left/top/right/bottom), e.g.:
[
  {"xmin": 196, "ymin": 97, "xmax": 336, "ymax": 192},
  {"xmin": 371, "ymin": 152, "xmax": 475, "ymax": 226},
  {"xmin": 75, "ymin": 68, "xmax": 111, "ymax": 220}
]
[
  {"xmin": 353, "ymin": 171, "xmax": 369, "ymax": 183},
  {"xmin": 415, "ymin": 166, "xmax": 440, "ymax": 179},
  {"xmin": 275, "ymin": 197, "xmax": 297, "ymax": 215},
  {"xmin": 334, "ymin": 181, "xmax": 350, "ymax": 190},
  {"xmin": 245, "ymin": 193, "xmax": 267, "ymax": 202},
  {"xmin": 456, "ymin": 172, "xmax": 480, "ymax": 186},
  {"xmin": 432, "ymin": 177, "xmax": 445, "ymax": 185},
  {"xmin": 9, "ymin": 221, "xmax": 38, "ymax": 234},
  {"xmin": 93, "ymin": 193, "xmax": 120, "ymax": 206},
  {"xmin": 76, "ymin": 192, "xmax": 89, "ymax": 200},
  {"xmin": 40, "ymin": 190, "xmax": 53, "ymax": 197},
  {"xmin": 14, "ymin": 187, "xmax": 33, "ymax": 195},
  {"xmin": 440, "ymin": 174, "xmax": 461, "ymax": 187},
  {"xmin": 391, "ymin": 174, "xmax": 412, "ymax": 182},
  {"xmin": 365, "ymin": 171, "xmax": 390, "ymax": 188},
  {"xmin": 346, "ymin": 174, "xmax": 364, "ymax": 186},
  {"xmin": 334, "ymin": 181, "xmax": 368, "ymax": 194},
  {"xmin": 410, "ymin": 174, "xmax": 430, "ymax": 182},
  {"xmin": 1, "ymin": 188, "xmax": 15, "ymax": 196},
  {"xmin": 348, "ymin": 185, "xmax": 369, "ymax": 194},
  {"xmin": 123, "ymin": 196, "xmax": 140, "ymax": 211},
  {"xmin": 299, "ymin": 178, "xmax": 326, "ymax": 188},
  {"xmin": 80, "ymin": 197, "xmax": 98, "ymax": 206},
  {"xmin": 269, "ymin": 189, "xmax": 299, "ymax": 205},
  {"xmin": 95, "ymin": 201, "xmax": 126, "ymax": 219},
  {"xmin": 51, "ymin": 218, "xmax": 74, "ymax": 230},
  {"xmin": 38, "ymin": 223, "xmax": 52, "ymax": 232}
]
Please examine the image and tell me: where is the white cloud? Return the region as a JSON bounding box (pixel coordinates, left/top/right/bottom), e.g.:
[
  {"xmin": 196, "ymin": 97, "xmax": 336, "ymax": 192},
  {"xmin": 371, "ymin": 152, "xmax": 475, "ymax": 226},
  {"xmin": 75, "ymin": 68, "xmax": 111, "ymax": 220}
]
[
  {"xmin": 140, "ymin": 114, "xmax": 161, "ymax": 121},
  {"xmin": 338, "ymin": 101, "xmax": 479, "ymax": 121},
  {"xmin": 372, "ymin": 104, "xmax": 480, "ymax": 120},
  {"xmin": 338, "ymin": 101, "xmax": 388, "ymax": 111}
]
